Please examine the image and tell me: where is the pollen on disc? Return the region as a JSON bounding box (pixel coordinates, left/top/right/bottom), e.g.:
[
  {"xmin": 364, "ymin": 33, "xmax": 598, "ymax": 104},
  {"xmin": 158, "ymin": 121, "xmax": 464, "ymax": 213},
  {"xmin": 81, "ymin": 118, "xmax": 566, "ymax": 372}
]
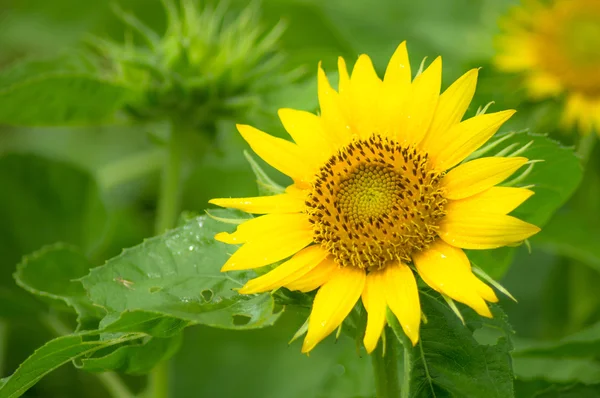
[{"xmin": 306, "ymin": 135, "xmax": 447, "ymax": 270}]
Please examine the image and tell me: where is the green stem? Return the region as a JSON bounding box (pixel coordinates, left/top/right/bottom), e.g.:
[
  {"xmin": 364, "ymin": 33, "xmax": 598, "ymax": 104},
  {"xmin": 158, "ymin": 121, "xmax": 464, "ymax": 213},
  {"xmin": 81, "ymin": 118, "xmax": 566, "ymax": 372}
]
[
  {"xmin": 401, "ymin": 338, "xmax": 412, "ymax": 398},
  {"xmin": 40, "ymin": 313, "xmax": 134, "ymax": 398},
  {"xmin": 148, "ymin": 360, "xmax": 170, "ymax": 398},
  {"xmin": 372, "ymin": 327, "xmax": 401, "ymax": 398},
  {"xmin": 149, "ymin": 122, "xmax": 186, "ymax": 398},
  {"xmin": 97, "ymin": 372, "xmax": 136, "ymax": 398},
  {"xmin": 0, "ymin": 320, "xmax": 7, "ymax": 376},
  {"xmin": 154, "ymin": 123, "xmax": 185, "ymax": 234},
  {"xmin": 577, "ymin": 132, "xmax": 596, "ymax": 165}
]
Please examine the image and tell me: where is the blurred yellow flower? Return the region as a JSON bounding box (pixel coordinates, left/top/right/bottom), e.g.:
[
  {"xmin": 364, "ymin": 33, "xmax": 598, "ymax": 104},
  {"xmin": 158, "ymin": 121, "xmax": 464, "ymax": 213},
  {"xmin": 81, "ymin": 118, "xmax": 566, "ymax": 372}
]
[
  {"xmin": 211, "ymin": 42, "xmax": 540, "ymax": 353},
  {"xmin": 495, "ymin": 0, "xmax": 600, "ymax": 135}
]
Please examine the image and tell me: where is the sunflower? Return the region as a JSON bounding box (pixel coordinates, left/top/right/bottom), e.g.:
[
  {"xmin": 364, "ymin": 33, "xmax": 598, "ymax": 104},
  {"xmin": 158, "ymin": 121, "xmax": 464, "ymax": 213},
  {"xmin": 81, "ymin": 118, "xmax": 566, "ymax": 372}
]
[
  {"xmin": 495, "ymin": 0, "xmax": 600, "ymax": 135},
  {"xmin": 210, "ymin": 42, "xmax": 540, "ymax": 354}
]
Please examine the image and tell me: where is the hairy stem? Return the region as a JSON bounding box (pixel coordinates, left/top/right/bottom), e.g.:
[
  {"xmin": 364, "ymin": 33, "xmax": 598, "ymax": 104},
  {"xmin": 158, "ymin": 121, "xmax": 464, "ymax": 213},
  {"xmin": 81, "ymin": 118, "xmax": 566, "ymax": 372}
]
[
  {"xmin": 149, "ymin": 122, "xmax": 186, "ymax": 398},
  {"xmin": 577, "ymin": 132, "xmax": 596, "ymax": 165},
  {"xmin": 148, "ymin": 360, "xmax": 170, "ymax": 398},
  {"xmin": 154, "ymin": 124, "xmax": 185, "ymax": 234},
  {"xmin": 97, "ymin": 372, "xmax": 136, "ymax": 398},
  {"xmin": 0, "ymin": 320, "xmax": 7, "ymax": 377},
  {"xmin": 401, "ymin": 337, "xmax": 412, "ymax": 398},
  {"xmin": 372, "ymin": 327, "xmax": 402, "ymax": 398}
]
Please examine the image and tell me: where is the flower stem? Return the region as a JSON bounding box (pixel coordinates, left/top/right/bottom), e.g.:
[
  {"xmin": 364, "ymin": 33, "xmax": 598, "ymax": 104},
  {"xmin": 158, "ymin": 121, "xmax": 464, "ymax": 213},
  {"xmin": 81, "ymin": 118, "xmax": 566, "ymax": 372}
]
[
  {"xmin": 0, "ymin": 320, "xmax": 7, "ymax": 377},
  {"xmin": 372, "ymin": 327, "xmax": 401, "ymax": 398},
  {"xmin": 577, "ymin": 132, "xmax": 596, "ymax": 165},
  {"xmin": 149, "ymin": 122, "xmax": 186, "ymax": 398},
  {"xmin": 401, "ymin": 338, "xmax": 412, "ymax": 398},
  {"xmin": 154, "ymin": 123, "xmax": 185, "ymax": 234},
  {"xmin": 97, "ymin": 372, "xmax": 136, "ymax": 398},
  {"xmin": 148, "ymin": 360, "xmax": 170, "ymax": 398}
]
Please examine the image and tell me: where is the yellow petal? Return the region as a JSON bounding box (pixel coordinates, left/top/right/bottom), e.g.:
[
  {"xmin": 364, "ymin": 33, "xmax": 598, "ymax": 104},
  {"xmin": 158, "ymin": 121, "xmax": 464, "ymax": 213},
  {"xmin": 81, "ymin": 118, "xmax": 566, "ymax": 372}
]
[
  {"xmin": 413, "ymin": 240, "xmax": 497, "ymax": 318},
  {"xmin": 214, "ymin": 213, "xmax": 308, "ymax": 244},
  {"xmin": 285, "ymin": 183, "xmax": 309, "ymax": 196},
  {"xmin": 239, "ymin": 246, "xmax": 329, "ymax": 294},
  {"xmin": 446, "ymin": 187, "xmax": 534, "ymax": 215},
  {"xmin": 381, "ymin": 41, "xmax": 412, "ymax": 139},
  {"xmin": 384, "ymin": 41, "xmax": 411, "ymax": 89},
  {"xmin": 422, "ymin": 68, "xmax": 479, "ymax": 148},
  {"xmin": 494, "ymin": 35, "xmax": 537, "ymax": 72},
  {"xmin": 318, "ymin": 64, "xmax": 352, "ymax": 147},
  {"xmin": 278, "ymin": 108, "xmax": 336, "ymax": 164},
  {"xmin": 398, "ymin": 57, "xmax": 442, "ymax": 146},
  {"xmin": 284, "ymin": 256, "xmax": 338, "ymax": 292},
  {"xmin": 302, "ymin": 266, "xmax": 366, "ymax": 353},
  {"xmin": 209, "ymin": 193, "xmax": 306, "ymax": 214},
  {"xmin": 220, "ymin": 216, "xmax": 314, "ymax": 271},
  {"xmin": 438, "ymin": 213, "xmax": 541, "ymax": 250},
  {"xmin": 525, "ymin": 72, "xmax": 563, "ymax": 99},
  {"xmin": 443, "ymin": 157, "xmax": 528, "ymax": 200},
  {"xmin": 361, "ymin": 270, "xmax": 387, "ymax": 354},
  {"xmin": 383, "ymin": 261, "xmax": 420, "ymax": 345},
  {"xmin": 426, "ymin": 110, "xmax": 516, "ymax": 171},
  {"xmin": 237, "ymin": 124, "xmax": 316, "ymax": 184},
  {"xmin": 338, "ymin": 57, "xmax": 350, "ymax": 95},
  {"xmin": 350, "ymin": 54, "xmax": 383, "ymax": 138},
  {"xmin": 563, "ymin": 93, "xmax": 600, "ymax": 135}
]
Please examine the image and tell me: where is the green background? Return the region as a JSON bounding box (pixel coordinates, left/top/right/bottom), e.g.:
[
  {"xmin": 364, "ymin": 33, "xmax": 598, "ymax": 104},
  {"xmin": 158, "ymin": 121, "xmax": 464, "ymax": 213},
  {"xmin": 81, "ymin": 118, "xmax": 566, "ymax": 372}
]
[{"xmin": 1, "ymin": 0, "xmax": 599, "ymax": 397}]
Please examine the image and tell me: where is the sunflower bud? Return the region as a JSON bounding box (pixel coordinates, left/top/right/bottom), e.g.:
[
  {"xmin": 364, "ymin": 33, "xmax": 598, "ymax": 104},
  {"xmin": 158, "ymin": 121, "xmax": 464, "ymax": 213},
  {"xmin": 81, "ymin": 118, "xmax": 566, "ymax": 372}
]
[{"xmin": 89, "ymin": 0, "xmax": 299, "ymax": 136}]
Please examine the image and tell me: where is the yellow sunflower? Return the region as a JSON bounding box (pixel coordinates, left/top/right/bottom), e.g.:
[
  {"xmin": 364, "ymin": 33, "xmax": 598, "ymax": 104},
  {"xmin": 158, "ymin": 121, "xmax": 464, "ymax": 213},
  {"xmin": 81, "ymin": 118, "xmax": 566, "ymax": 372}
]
[
  {"xmin": 495, "ymin": 0, "xmax": 600, "ymax": 135},
  {"xmin": 210, "ymin": 42, "xmax": 540, "ymax": 354}
]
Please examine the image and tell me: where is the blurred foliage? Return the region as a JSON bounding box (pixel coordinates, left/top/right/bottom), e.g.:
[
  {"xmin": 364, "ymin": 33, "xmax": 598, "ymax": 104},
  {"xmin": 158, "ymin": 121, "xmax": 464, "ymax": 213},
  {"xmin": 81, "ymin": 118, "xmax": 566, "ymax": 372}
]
[{"xmin": 0, "ymin": 0, "xmax": 598, "ymax": 397}]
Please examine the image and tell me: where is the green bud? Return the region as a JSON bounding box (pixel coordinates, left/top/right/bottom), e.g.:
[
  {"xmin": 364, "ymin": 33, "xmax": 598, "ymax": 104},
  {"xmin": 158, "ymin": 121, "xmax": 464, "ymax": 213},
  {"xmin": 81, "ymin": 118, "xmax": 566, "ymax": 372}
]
[{"xmin": 89, "ymin": 0, "xmax": 300, "ymax": 135}]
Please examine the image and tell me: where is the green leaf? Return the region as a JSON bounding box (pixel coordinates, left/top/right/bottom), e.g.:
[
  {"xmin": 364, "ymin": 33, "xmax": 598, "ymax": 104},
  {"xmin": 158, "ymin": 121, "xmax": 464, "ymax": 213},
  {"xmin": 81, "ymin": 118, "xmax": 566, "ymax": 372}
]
[
  {"xmin": 0, "ymin": 54, "xmax": 134, "ymax": 126},
  {"xmin": 81, "ymin": 211, "xmax": 281, "ymax": 330},
  {"xmin": 0, "ymin": 153, "xmax": 108, "ymax": 259},
  {"xmin": 99, "ymin": 311, "xmax": 189, "ymax": 337},
  {"xmin": 0, "ymin": 310, "xmax": 185, "ymax": 398},
  {"xmin": 533, "ymin": 142, "xmax": 600, "ymax": 272},
  {"xmin": 14, "ymin": 244, "xmax": 104, "ymax": 329},
  {"xmin": 525, "ymin": 383, "xmax": 600, "ymax": 398},
  {"xmin": 513, "ymin": 321, "xmax": 600, "ymax": 358},
  {"xmin": 497, "ymin": 134, "xmax": 582, "ymax": 227},
  {"xmin": 398, "ymin": 293, "xmax": 515, "ymax": 398},
  {"xmin": 513, "ymin": 357, "xmax": 600, "ymax": 385},
  {"xmin": 0, "ymin": 154, "xmax": 108, "ymax": 318},
  {"xmin": 76, "ymin": 334, "xmax": 182, "ymax": 375},
  {"xmin": 536, "ymin": 211, "xmax": 600, "ymax": 273},
  {"xmin": 506, "ymin": 290, "xmax": 600, "ymax": 385},
  {"xmin": 466, "ymin": 132, "xmax": 583, "ymax": 279},
  {"xmin": 0, "ymin": 332, "xmax": 142, "ymax": 398}
]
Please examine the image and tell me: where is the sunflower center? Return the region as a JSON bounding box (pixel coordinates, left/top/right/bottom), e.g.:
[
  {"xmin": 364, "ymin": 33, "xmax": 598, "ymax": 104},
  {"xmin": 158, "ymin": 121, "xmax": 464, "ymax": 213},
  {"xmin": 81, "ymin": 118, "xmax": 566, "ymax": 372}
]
[
  {"xmin": 306, "ymin": 135, "xmax": 447, "ymax": 270},
  {"xmin": 337, "ymin": 164, "xmax": 399, "ymax": 223}
]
